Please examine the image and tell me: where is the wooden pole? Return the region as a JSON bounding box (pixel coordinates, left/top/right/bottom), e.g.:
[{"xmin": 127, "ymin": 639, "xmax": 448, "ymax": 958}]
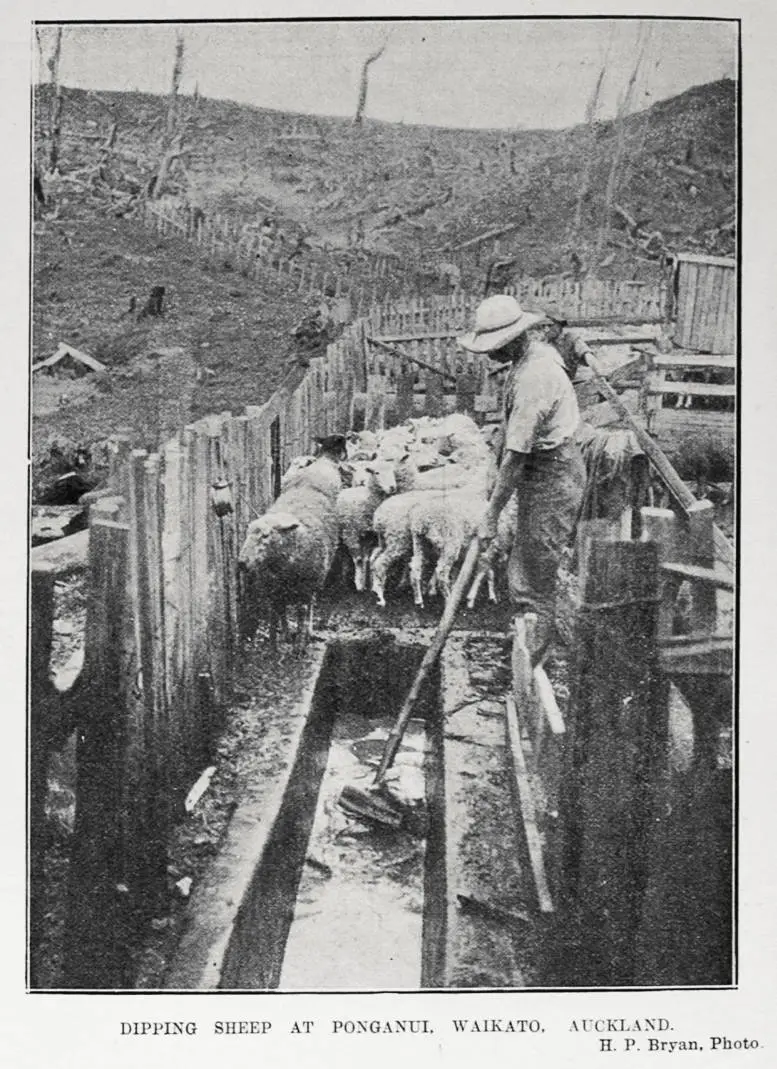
[
  {"xmin": 556, "ymin": 532, "xmax": 667, "ymax": 986},
  {"xmin": 64, "ymin": 507, "xmax": 135, "ymax": 988}
]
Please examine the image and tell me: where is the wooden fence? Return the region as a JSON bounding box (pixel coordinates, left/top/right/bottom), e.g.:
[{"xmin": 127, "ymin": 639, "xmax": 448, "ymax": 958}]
[
  {"xmin": 673, "ymin": 253, "xmax": 736, "ymax": 354},
  {"xmin": 30, "ymin": 315, "xmax": 370, "ymax": 987},
  {"xmin": 30, "ymin": 277, "xmax": 733, "ymax": 988},
  {"xmin": 369, "ymin": 276, "xmax": 669, "ymax": 337},
  {"xmin": 640, "ymin": 350, "xmax": 736, "ymax": 454},
  {"xmin": 508, "ymin": 485, "xmax": 734, "ymax": 985},
  {"xmin": 141, "ymin": 200, "xmax": 405, "ymax": 312}
]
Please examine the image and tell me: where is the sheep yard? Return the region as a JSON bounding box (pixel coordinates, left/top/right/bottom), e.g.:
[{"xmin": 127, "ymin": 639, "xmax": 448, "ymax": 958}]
[{"xmin": 30, "ymin": 54, "xmax": 736, "ymax": 993}]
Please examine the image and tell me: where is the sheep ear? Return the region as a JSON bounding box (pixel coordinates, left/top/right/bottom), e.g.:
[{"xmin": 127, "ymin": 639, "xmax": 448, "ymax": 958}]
[{"xmin": 364, "ymin": 464, "xmax": 377, "ymax": 474}]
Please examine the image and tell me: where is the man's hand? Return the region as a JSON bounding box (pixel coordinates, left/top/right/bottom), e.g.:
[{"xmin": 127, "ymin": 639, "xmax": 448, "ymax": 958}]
[{"xmin": 477, "ymin": 508, "xmax": 498, "ymax": 549}]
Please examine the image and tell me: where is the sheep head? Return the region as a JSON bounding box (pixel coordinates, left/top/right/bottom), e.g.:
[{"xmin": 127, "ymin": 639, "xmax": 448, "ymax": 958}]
[{"xmin": 364, "ymin": 459, "xmax": 397, "ymax": 496}]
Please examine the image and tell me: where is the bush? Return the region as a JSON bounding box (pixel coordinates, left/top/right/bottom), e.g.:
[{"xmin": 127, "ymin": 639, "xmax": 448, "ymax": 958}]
[{"xmin": 672, "ymin": 430, "xmax": 735, "ymax": 484}]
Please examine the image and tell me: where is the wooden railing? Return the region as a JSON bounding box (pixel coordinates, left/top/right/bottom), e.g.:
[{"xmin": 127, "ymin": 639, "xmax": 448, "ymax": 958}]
[{"xmin": 640, "ymin": 350, "xmax": 736, "ymax": 451}]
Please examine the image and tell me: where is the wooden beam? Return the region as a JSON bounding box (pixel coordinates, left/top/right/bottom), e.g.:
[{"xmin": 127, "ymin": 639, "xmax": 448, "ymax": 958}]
[
  {"xmin": 365, "ymin": 335, "xmax": 457, "ymax": 383},
  {"xmin": 660, "ymin": 562, "xmax": 734, "ymax": 591},
  {"xmin": 648, "ymin": 381, "xmax": 736, "ymax": 398},
  {"xmin": 504, "ymin": 693, "xmax": 554, "ymax": 914},
  {"xmin": 650, "ymin": 354, "xmax": 737, "ymax": 370}
]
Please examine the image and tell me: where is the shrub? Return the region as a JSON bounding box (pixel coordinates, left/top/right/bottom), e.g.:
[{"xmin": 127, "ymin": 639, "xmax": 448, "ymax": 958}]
[{"xmin": 672, "ymin": 430, "xmax": 735, "ymax": 484}]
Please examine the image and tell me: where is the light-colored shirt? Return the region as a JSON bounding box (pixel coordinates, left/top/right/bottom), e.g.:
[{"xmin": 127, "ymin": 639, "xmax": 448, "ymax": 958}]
[{"xmin": 503, "ymin": 339, "xmax": 581, "ymax": 453}]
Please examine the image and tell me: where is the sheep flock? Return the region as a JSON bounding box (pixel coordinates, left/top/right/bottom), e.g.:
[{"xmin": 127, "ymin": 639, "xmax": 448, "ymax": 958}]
[{"xmin": 238, "ymin": 413, "xmax": 517, "ymax": 648}]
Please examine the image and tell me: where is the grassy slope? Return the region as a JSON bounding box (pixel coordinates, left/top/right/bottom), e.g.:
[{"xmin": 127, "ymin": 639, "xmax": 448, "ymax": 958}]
[{"xmin": 32, "ymin": 193, "xmax": 309, "ymax": 491}]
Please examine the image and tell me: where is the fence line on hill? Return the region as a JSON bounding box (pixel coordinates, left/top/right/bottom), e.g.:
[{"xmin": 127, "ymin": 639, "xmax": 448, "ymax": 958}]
[{"xmin": 138, "ymin": 199, "xmax": 671, "ymax": 325}]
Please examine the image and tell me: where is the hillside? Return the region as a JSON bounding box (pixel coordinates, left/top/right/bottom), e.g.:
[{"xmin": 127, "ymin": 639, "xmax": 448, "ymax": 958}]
[
  {"xmin": 34, "ymin": 78, "xmax": 736, "ymax": 281},
  {"xmin": 31, "ymin": 78, "xmax": 736, "ymax": 494}
]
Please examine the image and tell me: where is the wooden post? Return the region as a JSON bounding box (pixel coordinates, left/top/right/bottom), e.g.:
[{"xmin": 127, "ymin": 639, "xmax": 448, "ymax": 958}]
[
  {"xmin": 64, "ymin": 507, "xmax": 136, "ymax": 988},
  {"xmin": 29, "ymin": 565, "xmax": 57, "ymax": 987},
  {"xmin": 555, "ymin": 535, "xmax": 667, "ymax": 987},
  {"xmin": 685, "ymin": 499, "xmax": 717, "ymax": 633},
  {"xmin": 641, "ymin": 507, "xmax": 682, "ymax": 637}
]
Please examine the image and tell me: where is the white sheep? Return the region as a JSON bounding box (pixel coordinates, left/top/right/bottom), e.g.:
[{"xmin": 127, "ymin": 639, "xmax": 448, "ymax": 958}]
[
  {"xmin": 345, "ymin": 429, "xmax": 378, "ymax": 461},
  {"xmin": 335, "ymin": 459, "xmax": 397, "ymax": 591},
  {"xmin": 369, "ymin": 489, "xmax": 432, "ymax": 608},
  {"xmin": 280, "ymin": 453, "xmax": 343, "ymax": 498},
  {"xmin": 239, "ymin": 456, "xmax": 342, "ymax": 649},
  {"xmin": 408, "ymin": 482, "xmax": 488, "ymax": 607}
]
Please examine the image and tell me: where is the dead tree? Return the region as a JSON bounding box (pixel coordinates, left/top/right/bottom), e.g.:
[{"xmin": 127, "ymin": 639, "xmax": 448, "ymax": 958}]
[
  {"xmin": 166, "ymin": 31, "xmax": 185, "ymax": 136},
  {"xmin": 573, "ymin": 57, "xmax": 607, "ymax": 235},
  {"xmin": 352, "ymin": 41, "xmax": 388, "ymax": 127},
  {"xmin": 596, "ymin": 23, "xmax": 652, "ymax": 256},
  {"xmin": 47, "ymin": 26, "xmax": 64, "ymax": 174}
]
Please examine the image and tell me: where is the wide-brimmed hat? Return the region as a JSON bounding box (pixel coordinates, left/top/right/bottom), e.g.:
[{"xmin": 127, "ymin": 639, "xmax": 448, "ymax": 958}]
[{"xmin": 457, "ymin": 295, "xmax": 546, "ymax": 354}]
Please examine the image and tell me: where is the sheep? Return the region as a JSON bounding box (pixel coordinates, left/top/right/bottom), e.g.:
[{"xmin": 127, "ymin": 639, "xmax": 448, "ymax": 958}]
[
  {"xmin": 408, "ymin": 482, "xmax": 489, "ymax": 607},
  {"xmin": 345, "ymin": 429, "xmax": 378, "ymax": 461},
  {"xmin": 375, "ymin": 423, "xmax": 415, "ymax": 457},
  {"xmin": 466, "ymin": 493, "xmax": 519, "ymax": 609},
  {"xmin": 280, "ymin": 442, "xmax": 345, "ymax": 498},
  {"xmin": 369, "ymin": 425, "xmax": 496, "ymax": 608},
  {"xmin": 335, "ymin": 459, "xmax": 397, "ymax": 591},
  {"xmin": 238, "ymin": 454, "xmax": 342, "ymax": 650},
  {"xmin": 281, "ymin": 454, "xmax": 317, "ymax": 489},
  {"xmin": 370, "ymin": 489, "xmax": 431, "ymax": 608}
]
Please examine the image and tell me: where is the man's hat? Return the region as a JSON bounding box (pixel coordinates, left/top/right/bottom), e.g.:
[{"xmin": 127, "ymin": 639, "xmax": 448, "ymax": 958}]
[{"xmin": 457, "ymin": 295, "xmax": 546, "ymax": 354}]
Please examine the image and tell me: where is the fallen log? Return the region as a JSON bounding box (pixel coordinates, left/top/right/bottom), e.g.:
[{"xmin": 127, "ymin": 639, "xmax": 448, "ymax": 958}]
[{"xmin": 449, "ymin": 218, "xmax": 524, "ymax": 253}]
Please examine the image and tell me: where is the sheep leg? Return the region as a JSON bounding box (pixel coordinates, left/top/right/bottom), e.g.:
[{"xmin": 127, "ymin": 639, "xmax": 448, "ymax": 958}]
[
  {"xmin": 466, "ymin": 565, "xmax": 487, "ymax": 609},
  {"xmin": 293, "ymin": 603, "xmax": 308, "ymax": 655},
  {"xmin": 269, "ymin": 604, "xmax": 289, "ymax": 650},
  {"xmin": 353, "ymin": 555, "xmax": 367, "ymax": 592},
  {"xmin": 305, "ymin": 598, "xmax": 327, "ymax": 637},
  {"xmin": 487, "ymin": 566, "xmax": 497, "ymax": 603},
  {"xmin": 409, "ymin": 533, "xmax": 425, "ymax": 608},
  {"xmin": 371, "ymin": 552, "xmax": 389, "ymax": 608},
  {"xmin": 436, "ymin": 553, "xmax": 456, "ymax": 603}
]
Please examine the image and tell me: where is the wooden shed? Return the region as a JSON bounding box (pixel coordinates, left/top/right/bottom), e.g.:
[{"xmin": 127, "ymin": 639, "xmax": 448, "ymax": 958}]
[{"xmin": 673, "ymin": 253, "xmax": 736, "ymax": 354}]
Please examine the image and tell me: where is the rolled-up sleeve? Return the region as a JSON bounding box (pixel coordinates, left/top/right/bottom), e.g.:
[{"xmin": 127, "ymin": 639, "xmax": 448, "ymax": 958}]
[{"xmin": 504, "ymin": 371, "xmax": 549, "ymax": 454}]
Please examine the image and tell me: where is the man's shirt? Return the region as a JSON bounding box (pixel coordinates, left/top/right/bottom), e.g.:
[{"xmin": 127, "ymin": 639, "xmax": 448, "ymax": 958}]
[{"xmin": 503, "ymin": 339, "xmax": 581, "ymax": 454}]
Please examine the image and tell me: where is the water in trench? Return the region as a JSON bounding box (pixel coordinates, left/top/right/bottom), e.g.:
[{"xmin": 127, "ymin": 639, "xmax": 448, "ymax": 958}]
[{"xmin": 278, "ymin": 640, "xmax": 438, "ymax": 990}]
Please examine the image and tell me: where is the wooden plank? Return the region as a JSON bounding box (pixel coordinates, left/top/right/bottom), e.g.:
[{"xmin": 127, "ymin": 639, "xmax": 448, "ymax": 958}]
[
  {"xmin": 659, "ymin": 633, "xmax": 733, "ymax": 676},
  {"xmin": 676, "ymin": 261, "xmax": 697, "ymax": 348},
  {"xmin": 685, "ymin": 262, "xmax": 702, "ymax": 350},
  {"xmin": 649, "ymin": 381, "xmax": 735, "ymax": 398},
  {"xmin": 660, "ymin": 562, "xmax": 734, "ymax": 591},
  {"xmin": 651, "ymin": 353, "xmax": 736, "ymax": 370},
  {"xmin": 505, "ymin": 693, "xmax": 554, "ymax": 914},
  {"xmin": 674, "ymin": 252, "xmax": 736, "ymax": 268}
]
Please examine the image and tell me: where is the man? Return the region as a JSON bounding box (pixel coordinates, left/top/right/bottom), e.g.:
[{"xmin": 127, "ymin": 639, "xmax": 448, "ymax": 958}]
[{"xmin": 458, "ymin": 294, "xmax": 586, "ymax": 663}]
